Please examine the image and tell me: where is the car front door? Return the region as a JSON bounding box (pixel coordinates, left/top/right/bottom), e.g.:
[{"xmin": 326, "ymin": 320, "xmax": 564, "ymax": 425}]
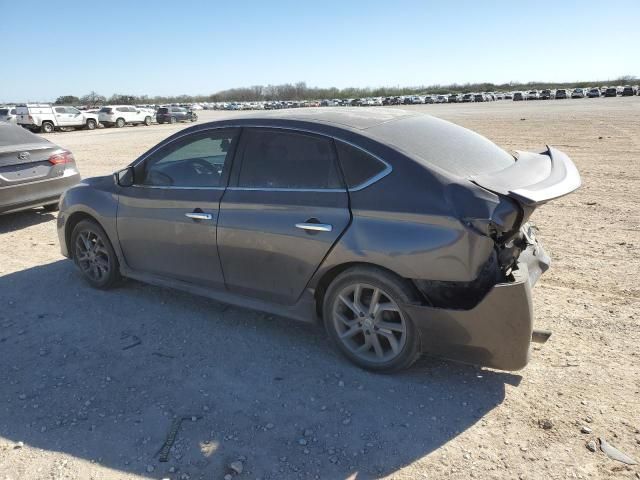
[
  {"xmin": 217, "ymin": 127, "xmax": 351, "ymax": 305},
  {"xmin": 116, "ymin": 128, "xmax": 240, "ymax": 287},
  {"xmin": 65, "ymin": 107, "xmax": 83, "ymax": 126},
  {"xmin": 54, "ymin": 106, "xmax": 70, "ymax": 126}
]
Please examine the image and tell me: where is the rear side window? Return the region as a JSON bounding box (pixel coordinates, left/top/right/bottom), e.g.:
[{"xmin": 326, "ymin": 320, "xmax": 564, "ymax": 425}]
[
  {"xmin": 55, "ymin": 107, "xmax": 66, "ymax": 113},
  {"xmin": 157, "ymin": 108, "xmax": 168, "ymax": 114},
  {"xmin": 335, "ymin": 142, "xmax": 387, "ymax": 189},
  {"xmin": 238, "ymin": 129, "xmax": 342, "ymax": 189}
]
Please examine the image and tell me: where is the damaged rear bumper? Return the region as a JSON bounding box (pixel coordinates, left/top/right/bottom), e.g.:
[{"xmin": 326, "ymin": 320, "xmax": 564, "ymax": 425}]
[{"xmin": 404, "ymin": 242, "xmax": 550, "ymax": 371}]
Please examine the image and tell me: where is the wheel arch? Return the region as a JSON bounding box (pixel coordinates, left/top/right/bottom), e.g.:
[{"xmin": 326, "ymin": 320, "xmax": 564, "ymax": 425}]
[
  {"xmin": 313, "ymin": 261, "xmax": 421, "ymax": 318},
  {"xmin": 65, "ymin": 211, "xmax": 109, "ymax": 259}
]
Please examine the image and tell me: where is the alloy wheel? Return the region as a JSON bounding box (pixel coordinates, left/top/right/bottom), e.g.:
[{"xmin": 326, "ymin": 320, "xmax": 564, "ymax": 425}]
[
  {"xmin": 75, "ymin": 230, "xmax": 111, "ymax": 283},
  {"xmin": 332, "ymin": 283, "xmax": 407, "ymax": 363}
]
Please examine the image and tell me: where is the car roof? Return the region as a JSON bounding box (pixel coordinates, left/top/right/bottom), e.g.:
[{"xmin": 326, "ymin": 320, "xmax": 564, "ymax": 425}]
[{"xmin": 228, "ymin": 107, "xmax": 421, "ymax": 131}]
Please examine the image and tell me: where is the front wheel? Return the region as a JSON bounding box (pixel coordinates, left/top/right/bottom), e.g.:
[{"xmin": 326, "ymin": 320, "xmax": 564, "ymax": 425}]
[
  {"xmin": 170, "ymin": 116, "xmax": 177, "ymax": 124},
  {"xmin": 71, "ymin": 219, "xmax": 121, "ymax": 289},
  {"xmin": 85, "ymin": 119, "xmax": 97, "ymax": 130},
  {"xmin": 323, "ymin": 266, "xmax": 421, "ymax": 372},
  {"xmin": 191, "ymin": 113, "xmax": 198, "ymax": 122},
  {"xmin": 144, "ymin": 116, "xmax": 152, "ymax": 126},
  {"xmin": 115, "ymin": 118, "xmax": 125, "ymax": 128}
]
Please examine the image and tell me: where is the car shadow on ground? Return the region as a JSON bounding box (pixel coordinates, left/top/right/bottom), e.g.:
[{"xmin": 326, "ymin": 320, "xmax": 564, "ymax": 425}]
[
  {"xmin": 0, "ymin": 208, "xmax": 56, "ymax": 234},
  {"xmin": 0, "ymin": 260, "xmax": 521, "ymax": 479}
]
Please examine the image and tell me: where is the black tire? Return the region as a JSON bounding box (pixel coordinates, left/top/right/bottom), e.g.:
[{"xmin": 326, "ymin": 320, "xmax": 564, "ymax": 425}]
[
  {"xmin": 71, "ymin": 219, "xmax": 121, "ymax": 289},
  {"xmin": 41, "ymin": 121, "xmax": 54, "ymax": 134},
  {"xmin": 170, "ymin": 116, "xmax": 177, "ymax": 124},
  {"xmin": 157, "ymin": 119, "xmax": 164, "ymax": 124},
  {"xmin": 115, "ymin": 118, "xmax": 125, "ymax": 128},
  {"xmin": 191, "ymin": 113, "xmax": 198, "ymax": 122},
  {"xmin": 144, "ymin": 116, "xmax": 152, "ymax": 126},
  {"xmin": 323, "ymin": 266, "xmax": 421, "ymax": 372},
  {"xmin": 85, "ymin": 119, "xmax": 97, "ymax": 130},
  {"xmin": 42, "ymin": 203, "xmax": 59, "ymax": 212}
]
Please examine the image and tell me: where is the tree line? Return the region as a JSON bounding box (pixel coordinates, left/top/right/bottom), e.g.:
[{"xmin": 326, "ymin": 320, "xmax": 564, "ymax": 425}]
[{"xmin": 53, "ymin": 77, "xmax": 638, "ymax": 106}]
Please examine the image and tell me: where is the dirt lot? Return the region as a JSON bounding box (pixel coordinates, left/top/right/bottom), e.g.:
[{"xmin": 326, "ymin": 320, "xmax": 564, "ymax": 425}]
[{"xmin": 1, "ymin": 98, "xmax": 639, "ymax": 480}]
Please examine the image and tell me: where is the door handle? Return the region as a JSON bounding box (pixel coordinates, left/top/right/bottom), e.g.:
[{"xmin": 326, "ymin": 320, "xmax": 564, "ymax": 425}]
[
  {"xmin": 185, "ymin": 212, "xmax": 213, "ymax": 221},
  {"xmin": 295, "ymin": 222, "xmax": 332, "ymax": 232}
]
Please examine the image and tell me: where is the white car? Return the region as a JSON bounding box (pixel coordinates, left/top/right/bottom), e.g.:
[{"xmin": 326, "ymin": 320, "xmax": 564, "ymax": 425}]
[
  {"xmin": 0, "ymin": 106, "xmax": 18, "ymax": 123},
  {"xmin": 16, "ymin": 104, "xmax": 99, "ymax": 133},
  {"xmin": 98, "ymin": 105, "xmax": 153, "ymax": 128}
]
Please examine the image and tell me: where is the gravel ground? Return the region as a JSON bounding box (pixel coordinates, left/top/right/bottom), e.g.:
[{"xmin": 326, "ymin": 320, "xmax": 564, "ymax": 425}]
[{"xmin": 1, "ymin": 98, "xmax": 639, "ymax": 480}]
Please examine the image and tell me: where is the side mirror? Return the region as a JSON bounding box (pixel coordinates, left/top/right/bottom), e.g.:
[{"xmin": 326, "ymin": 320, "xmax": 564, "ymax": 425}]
[{"xmin": 114, "ymin": 166, "xmax": 134, "ymax": 187}]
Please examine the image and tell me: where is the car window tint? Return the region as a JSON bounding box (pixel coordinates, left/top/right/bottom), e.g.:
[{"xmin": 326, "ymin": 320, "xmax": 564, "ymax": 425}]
[
  {"xmin": 141, "ymin": 129, "xmax": 238, "ymax": 188},
  {"xmin": 238, "ymin": 129, "xmax": 342, "ymax": 189},
  {"xmin": 335, "ymin": 142, "xmax": 387, "ymax": 188},
  {"xmin": 55, "ymin": 107, "xmax": 66, "ymax": 114}
]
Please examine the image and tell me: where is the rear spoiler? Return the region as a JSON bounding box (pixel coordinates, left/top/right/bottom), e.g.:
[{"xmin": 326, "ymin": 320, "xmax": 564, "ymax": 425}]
[{"xmin": 470, "ymin": 146, "xmax": 581, "ymax": 207}]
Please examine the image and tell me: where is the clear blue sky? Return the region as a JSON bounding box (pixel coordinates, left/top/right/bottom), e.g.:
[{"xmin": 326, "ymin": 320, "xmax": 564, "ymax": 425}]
[{"xmin": 1, "ymin": 0, "xmax": 638, "ymax": 102}]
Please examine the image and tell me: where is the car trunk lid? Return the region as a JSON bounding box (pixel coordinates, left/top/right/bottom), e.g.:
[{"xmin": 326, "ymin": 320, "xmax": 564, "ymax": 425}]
[{"xmin": 0, "ymin": 143, "xmax": 64, "ymax": 185}]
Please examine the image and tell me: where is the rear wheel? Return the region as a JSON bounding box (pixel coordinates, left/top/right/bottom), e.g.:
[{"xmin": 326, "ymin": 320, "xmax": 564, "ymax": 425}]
[
  {"xmin": 115, "ymin": 118, "xmax": 125, "ymax": 128},
  {"xmin": 71, "ymin": 219, "xmax": 121, "ymax": 289},
  {"xmin": 41, "ymin": 121, "xmax": 54, "ymax": 134},
  {"xmin": 144, "ymin": 116, "xmax": 152, "ymax": 126},
  {"xmin": 323, "ymin": 266, "xmax": 421, "ymax": 372},
  {"xmin": 170, "ymin": 116, "xmax": 177, "ymax": 124},
  {"xmin": 191, "ymin": 113, "xmax": 198, "ymax": 122},
  {"xmin": 85, "ymin": 119, "xmax": 97, "ymax": 130}
]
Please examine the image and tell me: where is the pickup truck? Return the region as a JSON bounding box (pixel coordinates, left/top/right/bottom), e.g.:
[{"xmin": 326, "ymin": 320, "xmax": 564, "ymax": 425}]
[{"xmin": 16, "ymin": 104, "xmax": 99, "ymax": 133}]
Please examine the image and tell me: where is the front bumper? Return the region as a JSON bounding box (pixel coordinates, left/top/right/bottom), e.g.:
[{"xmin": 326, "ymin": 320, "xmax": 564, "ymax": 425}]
[{"xmin": 404, "ymin": 241, "xmax": 551, "ymax": 371}]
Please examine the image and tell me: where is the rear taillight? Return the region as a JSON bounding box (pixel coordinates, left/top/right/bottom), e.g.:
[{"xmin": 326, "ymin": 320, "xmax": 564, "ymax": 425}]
[{"xmin": 49, "ymin": 150, "xmax": 74, "ymax": 165}]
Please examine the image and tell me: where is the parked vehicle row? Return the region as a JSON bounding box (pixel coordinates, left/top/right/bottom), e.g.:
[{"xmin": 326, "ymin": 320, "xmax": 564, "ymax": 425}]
[{"xmin": 0, "ymin": 104, "xmax": 198, "ymax": 132}]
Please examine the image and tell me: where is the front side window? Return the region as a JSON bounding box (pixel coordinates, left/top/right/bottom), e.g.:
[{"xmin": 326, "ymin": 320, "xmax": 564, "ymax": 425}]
[
  {"xmin": 66, "ymin": 107, "xmax": 80, "ymax": 114},
  {"xmin": 140, "ymin": 129, "xmax": 239, "ymax": 188},
  {"xmin": 238, "ymin": 129, "xmax": 342, "ymax": 189}
]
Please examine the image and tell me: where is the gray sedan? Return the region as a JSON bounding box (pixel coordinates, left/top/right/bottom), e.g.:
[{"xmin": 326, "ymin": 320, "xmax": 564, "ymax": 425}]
[
  {"xmin": 1, "ymin": 122, "xmax": 81, "ymax": 215},
  {"xmin": 57, "ymin": 109, "xmax": 580, "ymax": 372}
]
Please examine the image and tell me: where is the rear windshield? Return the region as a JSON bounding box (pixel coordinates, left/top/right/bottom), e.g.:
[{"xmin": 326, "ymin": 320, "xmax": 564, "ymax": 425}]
[
  {"xmin": 157, "ymin": 107, "xmax": 169, "ymax": 114},
  {"xmin": 368, "ymin": 116, "xmax": 514, "ymax": 177},
  {"xmin": 0, "ymin": 123, "xmax": 50, "ymax": 147},
  {"xmin": 0, "ymin": 109, "xmax": 8, "ymax": 115}
]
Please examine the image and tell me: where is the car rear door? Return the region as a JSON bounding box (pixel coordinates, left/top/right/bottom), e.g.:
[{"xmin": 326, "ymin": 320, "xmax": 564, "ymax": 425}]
[
  {"xmin": 217, "ymin": 127, "xmax": 351, "ymax": 305},
  {"xmin": 116, "ymin": 128, "xmax": 240, "ymax": 287}
]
